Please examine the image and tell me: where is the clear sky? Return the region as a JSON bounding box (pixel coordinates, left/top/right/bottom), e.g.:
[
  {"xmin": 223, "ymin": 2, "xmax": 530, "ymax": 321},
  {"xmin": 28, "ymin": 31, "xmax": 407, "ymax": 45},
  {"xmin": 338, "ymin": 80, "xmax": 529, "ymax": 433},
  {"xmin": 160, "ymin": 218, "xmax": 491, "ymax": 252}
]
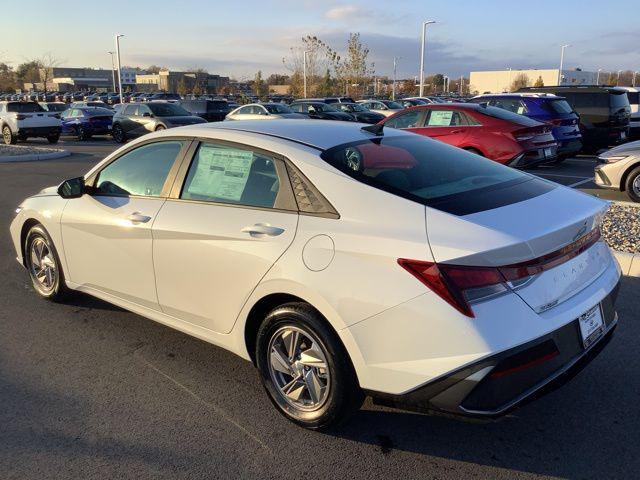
[{"xmin": 3, "ymin": 0, "xmax": 639, "ymax": 79}]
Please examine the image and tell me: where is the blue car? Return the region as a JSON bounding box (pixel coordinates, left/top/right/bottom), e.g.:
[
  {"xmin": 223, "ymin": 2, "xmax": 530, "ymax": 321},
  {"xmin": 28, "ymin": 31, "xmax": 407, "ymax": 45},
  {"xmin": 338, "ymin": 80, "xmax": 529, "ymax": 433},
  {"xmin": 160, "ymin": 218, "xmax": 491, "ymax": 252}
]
[
  {"xmin": 469, "ymin": 93, "xmax": 582, "ymax": 160},
  {"xmin": 60, "ymin": 107, "xmax": 114, "ymax": 140}
]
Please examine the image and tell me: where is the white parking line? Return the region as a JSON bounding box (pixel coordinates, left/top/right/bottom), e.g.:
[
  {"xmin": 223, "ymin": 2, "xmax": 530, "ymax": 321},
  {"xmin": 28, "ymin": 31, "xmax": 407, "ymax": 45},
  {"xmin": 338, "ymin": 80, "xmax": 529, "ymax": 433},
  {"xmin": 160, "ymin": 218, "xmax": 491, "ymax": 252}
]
[{"xmin": 567, "ymin": 178, "xmax": 594, "ymax": 188}]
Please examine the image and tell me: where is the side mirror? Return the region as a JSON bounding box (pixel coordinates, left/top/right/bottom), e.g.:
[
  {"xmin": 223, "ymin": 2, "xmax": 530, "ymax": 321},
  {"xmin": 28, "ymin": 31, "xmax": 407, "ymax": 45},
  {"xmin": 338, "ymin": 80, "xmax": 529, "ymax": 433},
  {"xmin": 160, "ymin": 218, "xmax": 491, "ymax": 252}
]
[{"xmin": 58, "ymin": 177, "xmax": 85, "ymax": 199}]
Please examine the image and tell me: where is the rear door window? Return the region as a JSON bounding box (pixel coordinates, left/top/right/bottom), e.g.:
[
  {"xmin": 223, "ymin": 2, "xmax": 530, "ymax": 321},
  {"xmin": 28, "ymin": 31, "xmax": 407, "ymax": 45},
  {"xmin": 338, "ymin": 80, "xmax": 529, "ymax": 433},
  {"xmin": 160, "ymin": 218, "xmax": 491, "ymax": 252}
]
[
  {"xmin": 425, "ymin": 109, "xmax": 467, "ymax": 126},
  {"xmin": 7, "ymin": 102, "xmax": 44, "ymax": 113},
  {"xmin": 181, "ymin": 142, "xmax": 281, "ymax": 208}
]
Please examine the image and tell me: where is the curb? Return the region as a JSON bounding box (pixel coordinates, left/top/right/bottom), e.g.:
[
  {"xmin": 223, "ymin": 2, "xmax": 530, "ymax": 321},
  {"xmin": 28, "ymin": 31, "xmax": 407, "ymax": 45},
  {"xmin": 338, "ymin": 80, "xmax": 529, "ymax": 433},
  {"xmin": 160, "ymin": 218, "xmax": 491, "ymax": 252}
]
[
  {"xmin": 0, "ymin": 150, "xmax": 71, "ymax": 163},
  {"xmin": 613, "ymin": 250, "xmax": 640, "ymax": 277}
]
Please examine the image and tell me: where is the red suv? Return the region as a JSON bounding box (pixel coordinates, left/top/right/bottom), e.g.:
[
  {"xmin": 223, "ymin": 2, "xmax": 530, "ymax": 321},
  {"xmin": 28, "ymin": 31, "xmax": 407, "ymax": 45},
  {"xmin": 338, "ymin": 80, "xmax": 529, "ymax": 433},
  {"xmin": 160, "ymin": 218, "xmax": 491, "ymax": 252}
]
[{"xmin": 380, "ymin": 103, "xmax": 558, "ymax": 167}]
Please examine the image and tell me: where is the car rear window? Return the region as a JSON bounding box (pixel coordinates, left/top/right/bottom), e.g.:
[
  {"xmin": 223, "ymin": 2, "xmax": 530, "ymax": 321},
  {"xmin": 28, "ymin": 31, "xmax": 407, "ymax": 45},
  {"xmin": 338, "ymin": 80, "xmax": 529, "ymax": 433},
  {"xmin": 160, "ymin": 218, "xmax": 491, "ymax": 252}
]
[
  {"xmin": 477, "ymin": 105, "xmax": 539, "ymax": 126},
  {"xmin": 544, "ymin": 99, "xmax": 573, "ymax": 114},
  {"xmin": 7, "ymin": 102, "xmax": 45, "ymax": 113},
  {"xmin": 321, "ymin": 135, "xmax": 554, "ymax": 215},
  {"xmin": 610, "ymin": 91, "xmax": 630, "ymax": 109}
]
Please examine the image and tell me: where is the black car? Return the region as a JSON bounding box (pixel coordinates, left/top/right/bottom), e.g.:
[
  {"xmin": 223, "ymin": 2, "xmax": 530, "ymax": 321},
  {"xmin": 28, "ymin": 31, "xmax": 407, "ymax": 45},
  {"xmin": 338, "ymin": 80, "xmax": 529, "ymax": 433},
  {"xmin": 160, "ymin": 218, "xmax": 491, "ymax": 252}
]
[
  {"xmin": 332, "ymin": 102, "xmax": 385, "ymax": 124},
  {"xmin": 149, "ymin": 92, "xmax": 181, "ymax": 102},
  {"xmin": 289, "ymin": 101, "xmax": 355, "ymax": 121},
  {"xmin": 398, "ymin": 98, "xmax": 427, "ymax": 108},
  {"xmin": 300, "ymin": 97, "xmax": 356, "ymax": 104},
  {"xmin": 180, "ymin": 99, "xmax": 231, "ymax": 122},
  {"xmin": 111, "ymin": 102, "xmax": 206, "ymax": 143},
  {"xmin": 519, "ymin": 86, "xmax": 631, "ymax": 152}
]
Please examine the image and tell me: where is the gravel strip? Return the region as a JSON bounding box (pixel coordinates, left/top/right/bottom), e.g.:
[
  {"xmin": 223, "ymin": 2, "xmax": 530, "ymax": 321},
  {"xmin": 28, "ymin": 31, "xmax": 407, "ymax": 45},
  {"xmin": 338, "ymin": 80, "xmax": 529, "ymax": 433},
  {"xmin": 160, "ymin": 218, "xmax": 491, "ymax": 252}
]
[
  {"xmin": 602, "ymin": 203, "xmax": 640, "ymax": 254},
  {"xmin": 0, "ymin": 145, "xmax": 63, "ymax": 156}
]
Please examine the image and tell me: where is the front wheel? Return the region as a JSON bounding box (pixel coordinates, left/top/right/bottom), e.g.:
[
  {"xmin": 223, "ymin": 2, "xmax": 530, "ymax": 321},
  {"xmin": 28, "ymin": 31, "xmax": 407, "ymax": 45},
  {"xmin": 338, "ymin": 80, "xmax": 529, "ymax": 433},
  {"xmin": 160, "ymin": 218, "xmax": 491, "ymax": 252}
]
[
  {"xmin": 2, "ymin": 125, "xmax": 16, "ymax": 145},
  {"xmin": 256, "ymin": 303, "xmax": 364, "ymax": 430},
  {"xmin": 24, "ymin": 224, "xmax": 70, "ymax": 301},
  {"xmin": 47, "ymin": 133, "xmax": 60, "ymax": 144},
  {"xmin": 625, "ymin": 166, "xmax": 640, "ymax": 203},
  {"xmin": 155, "ymin": 124, "xmax": 166, "ymax": 131}
]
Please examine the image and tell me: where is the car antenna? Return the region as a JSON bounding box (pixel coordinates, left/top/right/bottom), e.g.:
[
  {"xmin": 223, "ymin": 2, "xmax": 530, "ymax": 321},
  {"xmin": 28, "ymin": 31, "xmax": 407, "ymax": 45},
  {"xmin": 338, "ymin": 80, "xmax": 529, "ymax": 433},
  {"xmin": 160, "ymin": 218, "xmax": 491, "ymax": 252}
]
[{"xmin": 361, "ymin": 123, "xmax": 384, "ymax": 135}]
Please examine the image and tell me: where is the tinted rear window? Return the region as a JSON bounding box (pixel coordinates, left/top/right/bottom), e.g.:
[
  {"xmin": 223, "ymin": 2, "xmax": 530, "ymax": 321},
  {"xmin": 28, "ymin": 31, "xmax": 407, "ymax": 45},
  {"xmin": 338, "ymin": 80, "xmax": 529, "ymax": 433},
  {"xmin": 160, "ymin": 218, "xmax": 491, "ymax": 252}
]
[
  {"xmin": 7, "ymin": 102, "xmax": 44, "ymax": 113},
  {"xmin": 477, "ymin": 105, "xmax": 539, "ymax": 126},
  {"xmin": 208, "ymin": 101, "xmax": 228, "ymax": 110},
  {"xmin": 610, "ymin": 92, "xmax": 630, "ymax": 109},
  {"xmin": 320, "ymin": 135, "xmax": 552, "ymax": 214},
  {"xmin": 626, "ymin": 92, "xmax": 639, "ymax": 104},
  {"xmin": 545, "ymin": 99, "xmax": 573, "ymax": 114}
]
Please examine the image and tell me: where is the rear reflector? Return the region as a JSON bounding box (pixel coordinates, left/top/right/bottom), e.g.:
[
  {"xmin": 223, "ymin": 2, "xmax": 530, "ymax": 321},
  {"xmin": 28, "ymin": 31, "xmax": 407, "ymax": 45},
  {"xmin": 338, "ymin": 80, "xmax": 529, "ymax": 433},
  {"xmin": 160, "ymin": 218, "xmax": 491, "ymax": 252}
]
[{"xmin": 399, "ymin": 227, "xmax": 601, "ymax": 317}]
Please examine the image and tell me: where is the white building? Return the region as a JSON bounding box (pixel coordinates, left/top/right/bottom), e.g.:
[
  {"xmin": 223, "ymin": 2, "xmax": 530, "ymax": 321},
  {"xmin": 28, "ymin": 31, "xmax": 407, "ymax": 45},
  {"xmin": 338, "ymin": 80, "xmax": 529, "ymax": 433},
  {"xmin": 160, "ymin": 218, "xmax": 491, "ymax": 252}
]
[{"xmin": 469, "ymin": 69, "xmax": 598, "ymax": 94}]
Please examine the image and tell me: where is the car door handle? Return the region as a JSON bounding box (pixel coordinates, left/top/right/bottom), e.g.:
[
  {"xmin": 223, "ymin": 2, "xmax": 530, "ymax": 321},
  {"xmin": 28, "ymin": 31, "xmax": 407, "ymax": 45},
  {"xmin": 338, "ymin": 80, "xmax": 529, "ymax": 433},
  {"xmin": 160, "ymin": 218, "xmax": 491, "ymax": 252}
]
[
  {"xmin": 241, "ymin": 224, "xmax": 285, "ymax": 237},
  {"xmin": 126, "ymin": 212, "xmax": 152, "ymax": 224}
]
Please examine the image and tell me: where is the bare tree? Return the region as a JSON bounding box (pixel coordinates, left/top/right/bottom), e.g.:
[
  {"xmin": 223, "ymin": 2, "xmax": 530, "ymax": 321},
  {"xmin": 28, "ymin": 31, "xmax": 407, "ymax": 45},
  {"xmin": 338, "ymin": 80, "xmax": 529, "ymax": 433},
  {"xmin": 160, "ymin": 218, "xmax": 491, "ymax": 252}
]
[
  {"xmin": 338, "ymin": 33, "xmax": 375, "ymax": 98},
  {"xmin": 510, "ymin": 73, "xmax": 530, "ymax": 92},
  {"xmin": 38, "ymin": 52, "xmax": 62, "ymax": 94}
]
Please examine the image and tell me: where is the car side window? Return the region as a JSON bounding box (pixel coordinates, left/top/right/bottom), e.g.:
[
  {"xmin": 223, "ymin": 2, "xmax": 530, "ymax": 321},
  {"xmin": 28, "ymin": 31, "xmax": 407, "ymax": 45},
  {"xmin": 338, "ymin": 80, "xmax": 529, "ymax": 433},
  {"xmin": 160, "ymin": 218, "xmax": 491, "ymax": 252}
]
[
  {"xmin": 124, "ymin": 105, "xmax": 138, "ymax": 116},
  {"xmin": 138, "ymin": 105, "xmax": 151, "ymax": 116},
  {"xmin": 425, "ymin": 110, "xmax": 465, "ymax": 126},
  {"xmin": 385, "ymin": 110, "xmax": 424, "ymax": 129},
  {"xmin": 180, "ymin": 142, "xmax": 281, "ymax": 209},
  {"xmin": 94, "ymin": 141, "xmax": 184, "ymax": 197}
]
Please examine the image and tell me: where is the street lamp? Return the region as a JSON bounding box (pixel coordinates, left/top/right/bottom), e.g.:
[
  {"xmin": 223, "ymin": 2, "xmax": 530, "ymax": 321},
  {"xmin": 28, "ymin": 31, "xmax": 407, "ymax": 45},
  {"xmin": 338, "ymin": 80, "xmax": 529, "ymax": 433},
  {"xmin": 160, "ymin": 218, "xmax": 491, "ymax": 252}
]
[
  {"xmin": 392, "ymin": 56, "xmax": 401, "ymax": 100},
  {"xmin": 459, "ymin": 75, "xmax": 464, "ymax": 95},
  {"xmin": 419, "ymin": 20, "xmax": 436, "ymax": 97},
  {"xmin": 633, "ymin": 71, "xmax": 638, "ymax": 87},
  {"xmin": 596, "ymin": 68, "xmax": 603, "ymax": 85},
  {"xmin": 115, "ymin": 34, "xmax": 125, "ymax": 104},
  {"xmin": 558, "ymin": 44, "xmax": 570, "ymax": 85},
  {"xmin": 303, "ymin": 50, "xmax": 310, "ymax": 98},
  {"xmin": 616, "ymin": 69, "xmax": 623, "ymax": 86},
  {"xmin": 107, "ymin": 51, "xmax": 117, "ymax": 91},
  {"xmin": 443, "ymin": 75, "xmax": 449, "ymax": 94}
]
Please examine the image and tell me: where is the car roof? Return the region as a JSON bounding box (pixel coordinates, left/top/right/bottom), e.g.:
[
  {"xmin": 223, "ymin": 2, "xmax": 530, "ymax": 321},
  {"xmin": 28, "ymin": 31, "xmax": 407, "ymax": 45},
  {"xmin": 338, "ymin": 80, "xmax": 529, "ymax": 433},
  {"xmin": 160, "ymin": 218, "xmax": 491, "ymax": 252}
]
[
  {"xmin": 472, "ymin": 93, "xmax": 563, "ymax": 99},
  {"xmin": 179, "ymin": 119, "xmax": 409, "ymax": 150}
]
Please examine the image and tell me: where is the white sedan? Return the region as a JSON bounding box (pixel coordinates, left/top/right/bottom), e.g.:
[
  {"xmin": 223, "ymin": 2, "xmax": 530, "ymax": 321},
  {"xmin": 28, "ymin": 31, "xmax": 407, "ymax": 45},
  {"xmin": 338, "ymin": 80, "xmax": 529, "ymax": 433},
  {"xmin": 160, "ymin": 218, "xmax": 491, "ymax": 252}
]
[
  {"xmin": 10, "ymin": 120, "xmax": 621, "ymax": 429},
  {"xmin": 225, "ymin": 103, "xmax": 306, "ymax": 120}
]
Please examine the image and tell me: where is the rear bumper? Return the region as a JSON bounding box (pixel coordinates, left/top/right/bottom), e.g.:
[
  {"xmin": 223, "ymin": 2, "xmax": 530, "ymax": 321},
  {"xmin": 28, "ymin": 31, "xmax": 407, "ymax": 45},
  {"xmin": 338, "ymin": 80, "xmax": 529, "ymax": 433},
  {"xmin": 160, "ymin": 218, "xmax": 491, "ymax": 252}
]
[
  {"xmin": 508, "ymin": 145, "xmax": 558, "ymax": 168},
  {"xmin": 557, "ymin": 139, "xmax": 583, "ymax": 157},
  {"xmin": 16, "ymin": 126, "xmax": 61, "ymax": 137},
  {"xmin": 369, "ymin": 284, "xmax": 619, "ymax": 419}
]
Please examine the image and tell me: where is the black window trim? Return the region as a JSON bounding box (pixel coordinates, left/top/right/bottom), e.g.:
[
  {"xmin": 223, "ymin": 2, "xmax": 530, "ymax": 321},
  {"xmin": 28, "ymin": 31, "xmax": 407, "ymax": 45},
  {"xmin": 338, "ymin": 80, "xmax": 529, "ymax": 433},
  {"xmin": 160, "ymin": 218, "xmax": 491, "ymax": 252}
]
[{"xmin": 85, "ymin": 136, "xmax": 194, "ymax": 199}]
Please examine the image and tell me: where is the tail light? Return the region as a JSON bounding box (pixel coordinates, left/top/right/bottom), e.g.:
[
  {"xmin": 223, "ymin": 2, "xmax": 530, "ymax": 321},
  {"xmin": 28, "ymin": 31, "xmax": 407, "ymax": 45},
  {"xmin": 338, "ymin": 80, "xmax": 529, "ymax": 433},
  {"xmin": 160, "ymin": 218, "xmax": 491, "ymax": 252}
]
[{"xmin": 398, "ymin": 228, "xmax": 601, "ymax": 318}]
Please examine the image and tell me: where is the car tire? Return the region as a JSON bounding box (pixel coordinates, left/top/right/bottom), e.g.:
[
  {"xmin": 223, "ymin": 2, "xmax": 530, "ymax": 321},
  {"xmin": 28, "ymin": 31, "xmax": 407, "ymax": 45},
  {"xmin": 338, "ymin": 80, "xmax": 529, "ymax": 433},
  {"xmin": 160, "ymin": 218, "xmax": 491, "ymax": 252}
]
[
  {"xmin": 112, "ymin": 123, "xmax": 126, "ymax": 143},
  {"xmin": 155, "ymin": 125, "xmax": 166, "ymax": 131},
  {"xmin": 76, "ymin": 126, "xmax": 89, "ymax": 141},
  {"xmin": 24, "ymin": 224, "xmax": 70, "ymax": 302},
  {"xmin": 2, "ymin": 125, "xmax": 17, "ymax": 145},
  {"xmin": 464, "ymin": 147, "xmax": 484, "ymax": 157},
  {"xmin": 256, "ymin": 302, "xmax": 364, "ymax": 430},
  {"xmin": 47, "ymin": 134, "xmax": 60, "ymax": 144},
  {"xmin": 625, "ymin": 166, "xmax": 640, "ymax": 203}
]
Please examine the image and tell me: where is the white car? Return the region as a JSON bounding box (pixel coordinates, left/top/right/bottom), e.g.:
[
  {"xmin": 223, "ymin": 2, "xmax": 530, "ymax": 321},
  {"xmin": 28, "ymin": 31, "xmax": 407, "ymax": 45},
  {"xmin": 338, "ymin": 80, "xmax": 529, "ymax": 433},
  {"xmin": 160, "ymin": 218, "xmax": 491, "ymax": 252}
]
[
  {"xmin": 10, "ymin": 120, "xmax": 621, "ymax": 429},
  {"xmin": 225, "ymin": 103, "xmax": 306, "ymax": 121},
  {"xmin": 1, "ymin": 101, "xmax": 62, "ymax": 145},
  {"xmin": 356, "ymin": 99, "xmax": 404, "ymax": 117}
]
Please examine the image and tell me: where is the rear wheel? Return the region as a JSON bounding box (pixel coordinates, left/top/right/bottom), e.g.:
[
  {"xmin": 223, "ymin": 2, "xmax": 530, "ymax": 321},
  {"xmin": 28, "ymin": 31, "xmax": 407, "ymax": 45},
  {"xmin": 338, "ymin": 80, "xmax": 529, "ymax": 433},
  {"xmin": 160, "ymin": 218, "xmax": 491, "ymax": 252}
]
[
  {"xmin": 112, "ymin": 123, "xmax": 126, "ymax": 143},
  {"xmin": 155, "ymin": 124, "xmax": 166, "ymax": 131},
  {"xmin": 76, "ymin": 126, "xmax": 91, "ymax": 141},
  {"xmin": 625, "ymin": 166, "xmax": 640, "ymax": 203},
  {"xmin": 2, "ymin": 125, "xmax": 16, "ymax": 145},
  {"xmin": 256, "ymin": 303, "xmax": 364, "ymax": 430},
  {"xmin": 24, "ymin": 224, "xmax": 70, "ymax": 301},
  {"xmin": 47, "ymin": 133, "xmax": 60, "ymax": 144}
]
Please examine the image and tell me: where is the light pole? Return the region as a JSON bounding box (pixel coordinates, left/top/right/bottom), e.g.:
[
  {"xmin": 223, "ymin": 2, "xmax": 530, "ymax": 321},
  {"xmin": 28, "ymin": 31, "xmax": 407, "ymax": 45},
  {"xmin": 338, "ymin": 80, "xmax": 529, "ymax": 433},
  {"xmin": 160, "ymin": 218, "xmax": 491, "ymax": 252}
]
[
  {"xmin": 558, "ymin": 44, "xmax": 570, "ymax": 85},
  {"xmin": 107, "ymin": 51, "xmax": 117, "ymax": 92},
  {"xmin": 115, "ymin": 34, "xmax": 125, "ymax": 103},
  {"xmin": 616, "ymin": 69, "xmax": 623, "ymax": 86},
  {"xmin": 419, "ymin": 20, "xmax": 436, "ymax": 97},
  {"xmin": 392, "ymin": 56, "xmax": 400, "ymax": 100},
  {"xmin": 459, "ymin": 75, "xmax": 464, "ymax": 95},
  {"xmin": 634, "ymin": 71, "xmax": 638, "ymax": 87},
  {"xmin": 596, "ymin": 68, "xmax": 603, "ymax": 85},
  {"xmin": 303, "ymin": 50, "xmax": 310, "ymax": 98}
]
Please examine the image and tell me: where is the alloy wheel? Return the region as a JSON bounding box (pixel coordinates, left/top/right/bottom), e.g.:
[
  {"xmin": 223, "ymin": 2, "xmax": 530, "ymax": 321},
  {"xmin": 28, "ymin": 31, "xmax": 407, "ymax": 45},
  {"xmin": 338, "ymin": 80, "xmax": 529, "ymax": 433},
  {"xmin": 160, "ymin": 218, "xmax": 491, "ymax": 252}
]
[
  {"xmin": 267, "ymin": 325, "xmax": 331, "ymax": 411},
  {"xmin": 633, "ymin": 175, "xmax": 640, "ymax": 197},
  {"xmin": 3, "ymin": 126, "xmax": 12, "ymax": 145},
  {"xmin": 29, "ymin": 237, "xmax": 57, "ymax": 292}
]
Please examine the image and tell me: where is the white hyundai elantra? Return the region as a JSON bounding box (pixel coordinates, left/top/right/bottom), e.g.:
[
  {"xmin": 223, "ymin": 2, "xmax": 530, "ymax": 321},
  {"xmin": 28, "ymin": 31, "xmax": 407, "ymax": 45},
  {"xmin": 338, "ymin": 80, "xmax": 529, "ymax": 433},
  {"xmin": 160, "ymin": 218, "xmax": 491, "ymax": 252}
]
[{"xmin": 10, "ymin": 120, "xmax": 621, "ymax": 429}]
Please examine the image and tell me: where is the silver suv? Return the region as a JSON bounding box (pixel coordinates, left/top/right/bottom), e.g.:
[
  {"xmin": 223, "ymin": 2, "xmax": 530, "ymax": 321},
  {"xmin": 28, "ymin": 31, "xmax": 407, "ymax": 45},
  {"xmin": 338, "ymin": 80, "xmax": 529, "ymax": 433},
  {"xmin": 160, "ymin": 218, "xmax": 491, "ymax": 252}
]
[{"xmin": 0, "ymin": 101, "xmax": 62, "ymax": 145}]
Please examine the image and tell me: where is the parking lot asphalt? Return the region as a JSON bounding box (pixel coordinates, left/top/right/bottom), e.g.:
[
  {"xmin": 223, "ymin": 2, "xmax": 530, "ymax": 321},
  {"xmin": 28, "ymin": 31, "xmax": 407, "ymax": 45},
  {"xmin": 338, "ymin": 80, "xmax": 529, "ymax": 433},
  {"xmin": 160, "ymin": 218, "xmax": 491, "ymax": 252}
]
[{"xmin": 1, "ymin": 139, "xmax": 639, "ymax": 479}]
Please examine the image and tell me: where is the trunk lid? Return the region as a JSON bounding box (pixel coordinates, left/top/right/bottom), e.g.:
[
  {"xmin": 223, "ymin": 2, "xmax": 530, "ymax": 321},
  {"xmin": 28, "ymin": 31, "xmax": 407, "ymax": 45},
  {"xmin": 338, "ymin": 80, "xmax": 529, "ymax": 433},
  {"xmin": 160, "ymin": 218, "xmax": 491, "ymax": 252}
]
[{"xmin": 425, "ymin": 184, "xmax": 611, "ymax": 313}]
